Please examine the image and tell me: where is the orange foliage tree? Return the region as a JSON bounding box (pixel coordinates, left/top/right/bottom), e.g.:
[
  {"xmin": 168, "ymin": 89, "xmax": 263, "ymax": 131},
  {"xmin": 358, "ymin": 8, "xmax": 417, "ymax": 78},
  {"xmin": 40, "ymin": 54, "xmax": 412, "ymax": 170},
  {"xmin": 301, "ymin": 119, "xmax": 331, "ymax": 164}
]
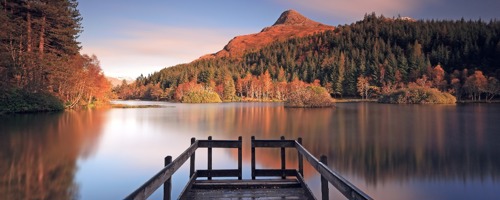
[
  {"xmin": 53, "ymin": 54, "xmax": 111, "ymax": 108},
  {"xmin": 464, "ymin": 70, "xmax": 488, "ymax": 100}
]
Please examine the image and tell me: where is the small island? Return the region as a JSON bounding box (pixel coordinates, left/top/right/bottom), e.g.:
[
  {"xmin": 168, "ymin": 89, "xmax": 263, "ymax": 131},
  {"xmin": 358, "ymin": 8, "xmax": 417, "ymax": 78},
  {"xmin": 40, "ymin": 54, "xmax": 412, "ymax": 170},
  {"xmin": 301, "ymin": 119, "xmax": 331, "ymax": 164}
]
[
  {"xmin": 181, "ymin": 90, "xmax": 222, "ymax": 103},
  {"xmin": 285, "ymin": 86, "xmax": 335, "ymax": 108},
  {"xmin": 378, "ymin": 87, "xmax": 456, "ymax": 104}
]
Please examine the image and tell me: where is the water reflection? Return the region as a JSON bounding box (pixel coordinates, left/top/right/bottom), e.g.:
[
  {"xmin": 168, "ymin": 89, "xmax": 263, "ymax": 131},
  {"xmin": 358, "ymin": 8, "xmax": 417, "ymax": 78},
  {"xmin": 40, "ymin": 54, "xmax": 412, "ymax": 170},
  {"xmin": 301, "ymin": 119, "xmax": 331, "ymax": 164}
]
[
  {"xmin": 159, "ymin": 102, "xmax": 500, "ymax": 199},
  {"xmin": 1, "ymin": 102, "xmax": 499, "ymax": 200},
  {"xmin": 0, "ymin": 110, "xmax": 105, "ymax": 199},
  {"xmin": 170, "ymin": 103, "xmax": 500, "ymax": 185}
]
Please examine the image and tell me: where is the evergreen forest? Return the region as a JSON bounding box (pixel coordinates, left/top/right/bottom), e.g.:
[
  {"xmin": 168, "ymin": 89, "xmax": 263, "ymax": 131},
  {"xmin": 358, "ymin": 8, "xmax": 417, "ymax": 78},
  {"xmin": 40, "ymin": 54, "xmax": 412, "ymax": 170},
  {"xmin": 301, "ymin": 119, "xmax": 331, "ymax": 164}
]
[
  {"xmin": 116, "ymin": 14, "xmax": 500, "ymax": 102},
  {"xmin": 0, "ymin": 0, "xmax": 110, "ymax": 113}
]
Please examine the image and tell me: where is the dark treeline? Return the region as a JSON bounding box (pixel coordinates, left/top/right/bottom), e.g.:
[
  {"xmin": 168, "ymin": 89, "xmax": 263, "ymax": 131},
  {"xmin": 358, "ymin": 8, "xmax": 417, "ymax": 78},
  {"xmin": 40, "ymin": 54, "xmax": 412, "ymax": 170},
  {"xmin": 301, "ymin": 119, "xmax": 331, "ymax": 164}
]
[
  {"xmin": 117, "ymin": 14, "xmax": 500, "ymax": 101},
  {"xmin": 0, "ymin": 0, "xmax": 110, "ymax": 113}
]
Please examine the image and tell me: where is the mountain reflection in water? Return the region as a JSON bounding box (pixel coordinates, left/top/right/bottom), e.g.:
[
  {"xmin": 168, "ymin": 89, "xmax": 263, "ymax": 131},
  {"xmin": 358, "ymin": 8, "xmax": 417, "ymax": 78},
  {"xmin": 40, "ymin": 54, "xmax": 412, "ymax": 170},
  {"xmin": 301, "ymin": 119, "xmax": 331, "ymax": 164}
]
[{"xmin": 0, "ymin": 102, "xmax": 499, "ymax": 200}]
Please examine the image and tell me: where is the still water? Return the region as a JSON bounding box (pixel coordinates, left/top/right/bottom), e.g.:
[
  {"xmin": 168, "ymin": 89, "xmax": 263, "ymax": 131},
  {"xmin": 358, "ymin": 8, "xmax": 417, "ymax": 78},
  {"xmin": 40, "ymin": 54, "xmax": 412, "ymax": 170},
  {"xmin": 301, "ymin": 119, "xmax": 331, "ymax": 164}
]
[{"xmin": 1, "ymin": 101, "xmax": 499, "ymax": 200}]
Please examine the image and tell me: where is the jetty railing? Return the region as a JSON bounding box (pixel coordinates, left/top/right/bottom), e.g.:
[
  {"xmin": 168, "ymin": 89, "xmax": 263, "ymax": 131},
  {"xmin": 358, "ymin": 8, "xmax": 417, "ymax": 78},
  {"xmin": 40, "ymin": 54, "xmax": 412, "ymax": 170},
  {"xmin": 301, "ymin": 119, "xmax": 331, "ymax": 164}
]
[
  {"xmin": 124, "ymin": 136, "xmax": 372, "ymax": 200},
  {"xmin": 251, "ymin": 136, "xmax": 372, "ymax": 200},
  {"xmin": 124, "ymin": 136, "xmax": 242, "ymax": 200}
]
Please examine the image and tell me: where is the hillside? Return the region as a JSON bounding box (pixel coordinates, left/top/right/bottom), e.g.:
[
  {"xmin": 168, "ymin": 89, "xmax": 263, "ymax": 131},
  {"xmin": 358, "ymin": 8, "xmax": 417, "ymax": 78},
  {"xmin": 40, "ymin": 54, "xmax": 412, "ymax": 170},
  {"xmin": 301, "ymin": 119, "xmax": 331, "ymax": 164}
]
[
  {"xmin": 106, "ymin": 76, "xmax": 134, "ymax": 87},
  {"xmin": 199, "ymin": 10, "xmax": 334, "ymax": 59},
  {"xmin": 116, "ymin": 12, "xmax": 500, "ymax": 101}
]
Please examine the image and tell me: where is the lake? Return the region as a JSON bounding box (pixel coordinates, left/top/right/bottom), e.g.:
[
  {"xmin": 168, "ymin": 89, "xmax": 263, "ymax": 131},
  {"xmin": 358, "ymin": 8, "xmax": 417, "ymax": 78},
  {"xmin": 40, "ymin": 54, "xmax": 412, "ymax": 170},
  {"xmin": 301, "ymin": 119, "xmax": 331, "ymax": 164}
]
[{"xmin": 1, "ymin": 101, "xmax": 499, "ymax": 200}]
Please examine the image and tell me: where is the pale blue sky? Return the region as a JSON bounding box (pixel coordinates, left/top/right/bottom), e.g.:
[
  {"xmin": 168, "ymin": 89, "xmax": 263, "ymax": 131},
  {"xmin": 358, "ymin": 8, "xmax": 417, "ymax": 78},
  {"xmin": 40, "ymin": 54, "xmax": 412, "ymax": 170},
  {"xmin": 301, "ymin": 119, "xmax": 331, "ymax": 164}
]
[{"xmin": 77, "ymin": 0, "xmax": 500, "ymax": 78}]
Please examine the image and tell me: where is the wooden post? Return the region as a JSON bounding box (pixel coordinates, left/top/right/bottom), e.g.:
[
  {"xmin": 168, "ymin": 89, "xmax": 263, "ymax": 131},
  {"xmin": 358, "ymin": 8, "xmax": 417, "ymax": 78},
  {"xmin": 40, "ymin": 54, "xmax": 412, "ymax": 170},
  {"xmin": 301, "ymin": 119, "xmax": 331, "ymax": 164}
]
[
  {"xmin": 251, "ymin": 136, "xmax": 256, "ymax": 180},
  {"xmin": 163, "ymin": 156, "xmax": 172, "ymax": 200},
  {"xmin": 207, "ymin": 136, "xmax": 212, "ymax": 180},
  {"xmin": 190, "ymin": 137, "xmax": 196, "ymax": 178},
  {"xmin": 320, "ymin": 155, "xmax": 329, "ymax": 200},
  {"xmin": 297, "ymin": 137, "xmax": 304, "ymax": 177},
  {"xmin": 238, "ymin": 136, "xmax": 242, "ymax": 180},
  {"xmin": 281, "ymin": 136, "xmax": 286, "ymax": 179}
]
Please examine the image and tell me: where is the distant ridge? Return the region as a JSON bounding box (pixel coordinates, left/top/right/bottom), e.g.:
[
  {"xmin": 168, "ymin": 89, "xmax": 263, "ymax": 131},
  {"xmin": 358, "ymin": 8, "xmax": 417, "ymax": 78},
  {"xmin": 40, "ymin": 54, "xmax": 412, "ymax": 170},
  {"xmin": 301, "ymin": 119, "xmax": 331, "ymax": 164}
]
[{"xmin": 198, "ymin": 9, "xmax": 334, "ymax": 60}]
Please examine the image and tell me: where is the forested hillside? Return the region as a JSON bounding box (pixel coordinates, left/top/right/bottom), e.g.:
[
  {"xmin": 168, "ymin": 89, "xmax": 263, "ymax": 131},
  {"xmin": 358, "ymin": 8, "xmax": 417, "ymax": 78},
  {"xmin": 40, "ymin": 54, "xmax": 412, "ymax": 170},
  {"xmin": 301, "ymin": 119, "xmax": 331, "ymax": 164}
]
[
  {"xmin": 116, "ymin": 13, "xmax": 500, "ymax": 102},
  {"xmin": 0, "ymin": 0, "xmax": 110, "ymax": 112}
]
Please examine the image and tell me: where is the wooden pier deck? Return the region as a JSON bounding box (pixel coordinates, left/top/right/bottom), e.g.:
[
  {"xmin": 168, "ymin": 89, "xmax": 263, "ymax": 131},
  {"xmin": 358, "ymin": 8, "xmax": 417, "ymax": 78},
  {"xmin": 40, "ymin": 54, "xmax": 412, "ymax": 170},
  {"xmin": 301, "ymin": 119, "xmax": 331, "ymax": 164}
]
[
  {"xmin": 125, "ymin": 136, "xmax": 373, "ymax": 200},
  {"xmin": 181, "ymin": 179, "xmax": 313, "ymax": 199}
]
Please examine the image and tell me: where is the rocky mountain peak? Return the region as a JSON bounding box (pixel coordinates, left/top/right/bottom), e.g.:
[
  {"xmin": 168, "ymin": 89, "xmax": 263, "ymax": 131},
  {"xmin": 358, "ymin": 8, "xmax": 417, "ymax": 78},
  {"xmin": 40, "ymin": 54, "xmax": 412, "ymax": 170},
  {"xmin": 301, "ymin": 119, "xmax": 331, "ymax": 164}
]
[{"xmin": 272, "ymin": 9, "xmax": 319, "ymax": 26}]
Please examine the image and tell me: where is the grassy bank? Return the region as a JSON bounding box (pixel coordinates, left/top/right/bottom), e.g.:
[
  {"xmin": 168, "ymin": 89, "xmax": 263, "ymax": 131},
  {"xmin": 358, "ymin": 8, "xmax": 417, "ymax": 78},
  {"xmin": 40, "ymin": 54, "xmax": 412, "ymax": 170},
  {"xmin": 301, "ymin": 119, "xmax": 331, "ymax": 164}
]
[{"xmin": 0, "ymin": 89, "xmax": 64, "ymax": 114}]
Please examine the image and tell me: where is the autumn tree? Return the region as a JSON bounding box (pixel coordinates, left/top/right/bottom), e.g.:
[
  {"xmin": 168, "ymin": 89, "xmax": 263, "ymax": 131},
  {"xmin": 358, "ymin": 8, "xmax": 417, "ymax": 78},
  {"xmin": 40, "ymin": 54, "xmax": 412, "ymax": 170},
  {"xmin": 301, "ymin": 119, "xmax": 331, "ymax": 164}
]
[
  {"xmin": 0, "ymin": 1, "xmax": 115, "ymax": 112},
  {"xmin": 430, "ymin": 64, "xmax": 447, "ymax": 91},
  {"xmin": 357, "ymin": 76, "xmax": 370, "ymax": 99},
  {"xmin": 464, "ymin": 70, "xmax": 488, "ymax": 100},
  {"xmin": 260, "ymin": 70, "xmax": 272, "ymax": 99},
  {"xmin": 485, "ymin": 77, "xmax": 500, "ymax": 101},
  {"xmin": 222, "ymin": 74, "xmax": 236, "ymax": 101},
  {"xmin": 122, "ymin": 15, "xmax": 500, "ymax": 101},
  {"xmin": 450, "ymin": 78, "xmax": 462, "ymax": 100}
]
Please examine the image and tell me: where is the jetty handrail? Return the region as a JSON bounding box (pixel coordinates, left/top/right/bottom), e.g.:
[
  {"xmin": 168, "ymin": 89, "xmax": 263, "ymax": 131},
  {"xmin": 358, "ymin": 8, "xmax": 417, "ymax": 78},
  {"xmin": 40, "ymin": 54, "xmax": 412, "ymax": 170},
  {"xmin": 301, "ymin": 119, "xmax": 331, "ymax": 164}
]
[
  {"xmin": 124, "ymin": 140, "xmax": 199, "ymax": 200},
  {"xmin": 251, "ymin": 136, "xmax": 372, "ymax": 200},
  {"xmin": 124, "ymin": 136, "xmax": 242, "ymax": 200},
  {"xmin": 294, "ymin": 140, "xmax": 373, "ymax": 200},
  {"xmin": 126, "ymin": 136, "xmax": 372, "ymax": 200}
]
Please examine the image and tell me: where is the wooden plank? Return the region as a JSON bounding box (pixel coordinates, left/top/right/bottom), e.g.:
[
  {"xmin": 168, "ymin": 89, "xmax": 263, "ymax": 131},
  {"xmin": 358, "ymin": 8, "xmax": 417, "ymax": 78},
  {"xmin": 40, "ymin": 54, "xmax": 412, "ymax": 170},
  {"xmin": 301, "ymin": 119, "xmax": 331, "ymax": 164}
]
[
  {"xmin": 207, "ymin": 136, "xmax": 212, "ymax": 180},
  {"xmin": 192, "ymin": 179, "xmax": 301, "ymax": 189},
  {"xmin": 197, "ymin": 140, "xmax": 241, "ymax": 148},
  {"xmin": 281, "ymin": 136, "xmax": 286, "ymax": 179},
  {"xmin": 189, "ymin": 138, "xmax": 195, "ymax": 178},
  {"xmin": 163, "ymin": 156, "xmax": 172, "ymax": 200},
  {"xmin": 237, "ymin": 136, "xmax": 242, "ymax": 180},
  {"xmin": 295, "ymin": 141, "xmax": 373, "ymax": 200},
  {"xmin": 125, "ymin": 141, "xmax": 199, "ymax": 200},
  {"xmin": 253, "ymin": 140, "xmax": 296, "ymax": 148},
  {"xmin": 181, "ymin": 179, "xmax": 314, "ymax": 200},
  {"xmin": 182, "ymin": 187, "xmax": 311, "ymax": 200},
  {"xmin": 297, "ymin": 137, "xmax": 304, "ymax": 176},
  {"xmin": 320, "ymin": 155, "xmax": 329, "ymax": 200},
  {"xmin": 254, "ymin": 169, "xmax": 297, "ymax": 177},
  {"xmin": 251, "ymin": 136, "xmax": 256, "ymax": 180},
  {"xmin": 197, "ymin": 169, "xmax": 240, "ymax": 178}
]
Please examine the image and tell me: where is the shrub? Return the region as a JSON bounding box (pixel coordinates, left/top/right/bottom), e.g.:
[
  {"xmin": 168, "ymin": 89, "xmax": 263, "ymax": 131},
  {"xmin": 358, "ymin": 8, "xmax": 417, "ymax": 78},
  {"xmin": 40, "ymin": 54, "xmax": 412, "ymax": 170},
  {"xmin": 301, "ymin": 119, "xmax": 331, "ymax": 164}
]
[
  {"xmin": 378, "ymin": 87, "xmax": 456, "ymax": 104},
  {"xmin": 0, "ymin": 89, "xmax": 64, "ymax": 113},
  {"xmin": 285, "ymin": 86, "xmax": 335, "ymax": 108},
  {"xmin": 181, "ymin": 90, "xmax": 222, "ymax": 103}
]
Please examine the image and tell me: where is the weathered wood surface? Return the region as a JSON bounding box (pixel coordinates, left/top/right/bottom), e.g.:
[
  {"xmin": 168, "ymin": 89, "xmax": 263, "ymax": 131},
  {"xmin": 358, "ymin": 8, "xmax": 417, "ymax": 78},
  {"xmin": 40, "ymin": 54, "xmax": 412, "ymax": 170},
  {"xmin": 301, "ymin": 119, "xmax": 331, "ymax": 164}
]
[{"xmin": 180, "ymin": 179, "xmax": 315, "ymax": 200}]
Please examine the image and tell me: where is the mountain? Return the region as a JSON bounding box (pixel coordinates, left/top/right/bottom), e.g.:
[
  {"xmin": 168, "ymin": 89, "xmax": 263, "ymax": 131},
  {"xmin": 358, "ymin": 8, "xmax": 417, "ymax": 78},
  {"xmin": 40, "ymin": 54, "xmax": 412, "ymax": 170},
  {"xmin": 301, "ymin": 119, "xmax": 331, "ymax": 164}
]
[
  {"xmin": 199, "ymin": 10, "xmax": 334, "ymax": 60},
  {"xmin": 106, "ymin": 76, "xmax": 134, "ymax": 87},
  {"xmin": 123, "ymin": 12, "xmax": 500, "ymax": 101}
]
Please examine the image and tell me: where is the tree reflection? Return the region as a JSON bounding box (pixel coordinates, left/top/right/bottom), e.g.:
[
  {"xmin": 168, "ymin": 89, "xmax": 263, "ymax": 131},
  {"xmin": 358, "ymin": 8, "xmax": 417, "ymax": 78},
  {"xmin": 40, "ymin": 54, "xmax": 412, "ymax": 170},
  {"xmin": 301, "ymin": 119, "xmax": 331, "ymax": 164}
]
[
  {"xmin": 178, "ymin": 103, "xmax": 500, "ymax": 185},
  {"xmin": 0, "ymin": 110, "xmax": 105, "ymax": 199}
]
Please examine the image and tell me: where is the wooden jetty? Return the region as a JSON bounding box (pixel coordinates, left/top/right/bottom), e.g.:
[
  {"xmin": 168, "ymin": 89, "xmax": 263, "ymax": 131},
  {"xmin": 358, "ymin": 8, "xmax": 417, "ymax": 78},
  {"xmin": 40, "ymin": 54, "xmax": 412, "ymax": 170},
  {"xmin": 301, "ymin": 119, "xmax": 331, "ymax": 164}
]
[{"xmin": 125, "ymin": 136, "xmax": 373, "ymax": 200}]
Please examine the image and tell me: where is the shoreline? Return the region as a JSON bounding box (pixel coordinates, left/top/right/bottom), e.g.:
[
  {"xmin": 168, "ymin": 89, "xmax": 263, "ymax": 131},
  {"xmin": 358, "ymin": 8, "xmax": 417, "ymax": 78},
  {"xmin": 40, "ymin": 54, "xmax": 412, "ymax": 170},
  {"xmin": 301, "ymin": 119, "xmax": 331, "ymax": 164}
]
[{"xmin": 3, "ymin": 99, "xmax": 499, "ymax": 115}]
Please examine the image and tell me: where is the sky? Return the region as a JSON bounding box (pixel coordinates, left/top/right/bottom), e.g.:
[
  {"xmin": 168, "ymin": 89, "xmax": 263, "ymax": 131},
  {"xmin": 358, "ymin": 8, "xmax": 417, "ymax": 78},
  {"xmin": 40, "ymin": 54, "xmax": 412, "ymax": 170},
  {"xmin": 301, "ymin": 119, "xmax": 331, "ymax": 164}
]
[{"xmin": 77, "ymin": 0, "xmax": 500, "ymax": 79}]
